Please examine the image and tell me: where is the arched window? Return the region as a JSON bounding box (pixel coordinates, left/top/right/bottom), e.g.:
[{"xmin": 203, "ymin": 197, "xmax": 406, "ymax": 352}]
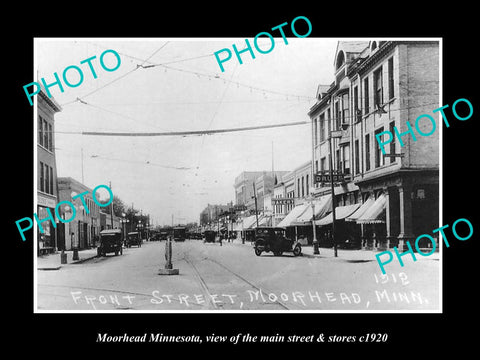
[
  {"xmin": 371, "ymin": 41, "xmax": 378, "ymax": 51},
  {"xmin": 335, "ymin": 50, "xmax": 345, "ymax": 70}
]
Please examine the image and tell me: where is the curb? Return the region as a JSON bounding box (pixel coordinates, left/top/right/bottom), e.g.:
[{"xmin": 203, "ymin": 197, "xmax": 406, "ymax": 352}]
[{"xmin": 37, "ymin": 254, "xmax": 98, "ymax": 271}]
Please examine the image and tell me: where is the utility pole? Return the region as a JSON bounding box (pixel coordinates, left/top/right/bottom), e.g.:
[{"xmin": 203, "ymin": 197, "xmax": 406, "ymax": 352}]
[
  {"xmin": 109, "ymin": 181, "xmax": 114, "ymax": 228},
  {"xmin": 253, "ymin": 182, "xmax": 259, "ymax": 227},
  {"xmin": 329, "ymin": 136, "xmax": 338, "ymax": 257}
]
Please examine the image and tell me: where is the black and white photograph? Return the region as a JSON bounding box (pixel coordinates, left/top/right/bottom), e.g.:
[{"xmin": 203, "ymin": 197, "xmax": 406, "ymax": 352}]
[
  {"xmin": 8, "ymin": 7, "xmax": 479, "ymax": 353},
  {"xmin": 33, "ymin": 37, "xmax": 441, "ymax": 313}
]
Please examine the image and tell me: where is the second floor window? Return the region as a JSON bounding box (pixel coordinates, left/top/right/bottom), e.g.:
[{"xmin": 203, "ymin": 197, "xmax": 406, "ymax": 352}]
[
  {"xmin": 365, "ymin": 134, "xmax": 371, "ymax": 171},
  {"xmin": 354, "ymin": 140, "xmax": 360, "ymax": 175},
  {"xmin": 375, "ymin": 127, "xmax": 385, "ymax": 168},
  {"xmin": 389, "ymin": 121, "xmax": 396, "ymax": 163},
  {"xmin": 343, "ymin": 144, "xmax": 350, "ymax": 175}
]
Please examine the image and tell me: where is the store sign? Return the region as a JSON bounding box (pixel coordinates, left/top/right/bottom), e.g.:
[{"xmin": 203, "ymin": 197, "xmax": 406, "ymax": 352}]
[
  {"xmin": 37, "ymin": 194, "xmax": 57, "ymax": 208},
  {"xmin": 272, "ymin": 198, "xmax": 295, "ymax": 205},
  {"xmin": 314, "ymin": 171, "xmax": 345, "ymax": 184}
]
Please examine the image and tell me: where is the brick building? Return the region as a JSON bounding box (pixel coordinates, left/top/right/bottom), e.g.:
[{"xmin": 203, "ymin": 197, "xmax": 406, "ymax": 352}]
[
  {"xmin": 309, "ymin": 40, "xmax": 440, "ymax": 250},
  {"xmin": 37, "ymin": 90, "xmax": 61, "ymax": 254},
  {"xmin": 57, "ymin": 177, "xmax": 101, "ymax": 250}
]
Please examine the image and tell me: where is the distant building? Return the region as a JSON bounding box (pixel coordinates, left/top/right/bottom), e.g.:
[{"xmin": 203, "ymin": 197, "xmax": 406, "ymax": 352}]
[
  {"xmin": 234, "ymin": 171, "xmax": 288, "ymax": 213},
  {"xmin": 37, "ymin": 90, "xmax": 61, "ymax": 254},
  {"xmin": 57, "ymin": 177, "xmax": 101, "ymax": 250},
  {"xmin": 199, "ymin": 203, "xmax": 232, "ymax": 227}
]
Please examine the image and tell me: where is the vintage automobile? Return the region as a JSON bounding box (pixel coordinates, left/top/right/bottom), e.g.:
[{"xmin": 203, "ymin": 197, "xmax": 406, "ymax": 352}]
[
  {"xmin": 203, "ymin": 230, "xmax": 216, "ymax": 243},
  {"xmin": 173, "ymin": 226, "xmax": 186, "ymax": 242},
  {"xmin": 126, "ymin": 231, "xmax": 142, "ymax": 248},
  {"xmin": 243, "ymin": 228, "xmax": 256, "ymax": 243},
  {"xmin": 253, "ymin": 227, "xmax": 302, "ymax": 257},
  {"xmin": 97, "ymin": 229, "xmax": 123, "ymax": 256}
]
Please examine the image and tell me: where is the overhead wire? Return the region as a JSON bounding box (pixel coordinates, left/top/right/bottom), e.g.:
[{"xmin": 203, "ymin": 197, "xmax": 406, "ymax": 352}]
[{"xmin": 60, "ymin": 41, "xmax": 170, "ymax": 107}]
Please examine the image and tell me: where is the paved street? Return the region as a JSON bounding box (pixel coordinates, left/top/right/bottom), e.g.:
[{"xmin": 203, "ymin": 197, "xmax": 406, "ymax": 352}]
[{"xmin": 37, "ymin": 240, "xmax": 440, "ymax": 312}]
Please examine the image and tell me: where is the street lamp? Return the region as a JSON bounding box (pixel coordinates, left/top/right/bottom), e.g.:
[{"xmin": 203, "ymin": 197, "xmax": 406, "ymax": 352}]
[
  {"xmin": 308, "ymin": 187, "xmax": 319, "ymax": 255},
  {"xmin": 61, "ymin": 205, "xmax": 72, "ymax": 264},
  {"xmin": 121, "ymin": 213, "xmax": 129, "ymax": 244}
]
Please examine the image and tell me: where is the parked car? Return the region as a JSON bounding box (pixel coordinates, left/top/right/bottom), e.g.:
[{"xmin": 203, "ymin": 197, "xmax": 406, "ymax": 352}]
[
  {"xmin": 126, "ymin": 231, "xmax": 142, "ymax": 248},
  {"xmin": 97, "ymin": 229, "xmax": 123, "ymax": 256},
  {"xmin": 253, "ymin": 227, "xmax": 302, "ymax": 257}
]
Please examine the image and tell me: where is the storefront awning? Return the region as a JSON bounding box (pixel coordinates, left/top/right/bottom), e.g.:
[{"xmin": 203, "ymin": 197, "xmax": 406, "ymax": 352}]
[
  {"xmin": 233, "ymin": 222, "xmax": 243, "ymax": 231},
  {"xmin": 276, "ymin": 203, "xmax": 310, "ymax": 228},
  {"xmin": 315, "ymin": 203, "xmax": 361, "ymax": 226},
  {"xmin": 242, "ymin": 215, "xmax": 259, "ymax": 229},
  {"xmin": 345, "ymin": 197, "xmax": 375, "ymax": 222},
  {"xmin": 356, "ymin": 194, "xmax": 386, "ymax": 224},
  {"xmin": 291, "ymin": 196, "xmax": 332, "ymax": 225},
  {"xmin": 252, "ymin": 216, "xmax": 268, "ymax": 228}
]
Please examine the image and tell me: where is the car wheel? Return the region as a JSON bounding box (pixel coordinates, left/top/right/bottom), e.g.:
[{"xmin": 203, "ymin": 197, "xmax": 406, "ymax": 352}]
[
  {"xmin": 293, "ymin": 244, "xmax": 302, "ymax": 256},
  {"xmin": 254, "ymin": 248, "xmax": 262, "ymax": 256}
]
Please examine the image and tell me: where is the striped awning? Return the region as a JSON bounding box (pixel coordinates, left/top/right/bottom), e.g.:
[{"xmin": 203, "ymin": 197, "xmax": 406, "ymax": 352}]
[
  {"xmin": 243, "ymin": 215, "xmax": 259, "ymax": 229},
  {"xmin": 276, "ymin": 203, "xmax": 310, "ymax": 228},
  {"xmin": 356, "ymin": 194, "xmax": 386, "ymax": 224},
  {"xmin": 315, "ymin": 203, "xmax": 361, "ymax": 226},
  {"xmin": 291, "ymin": 195, "xmax": 332, "ymax": 225},
  {"xmin": 345, "ymin": 197, "xmax": 375, "ymax": 222}
]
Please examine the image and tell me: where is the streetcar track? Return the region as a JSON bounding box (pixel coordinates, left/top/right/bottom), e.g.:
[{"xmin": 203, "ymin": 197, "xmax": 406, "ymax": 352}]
[
  {"xmin": 206, "ymin": 257, "xmax": 291, "ymax": 310},
  {"xmin": 182, "ymin": 255, "xmax": 219, "ymax": 310},
  {"xmin": 182, "ymin": 252, "xmax": 290, "ymax": 310}
]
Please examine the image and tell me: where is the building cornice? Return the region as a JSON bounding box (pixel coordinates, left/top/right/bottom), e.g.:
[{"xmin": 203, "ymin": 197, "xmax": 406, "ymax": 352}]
[{"xmin": 39, "ymin": 90, "xmax": 62, "ymax": 113}]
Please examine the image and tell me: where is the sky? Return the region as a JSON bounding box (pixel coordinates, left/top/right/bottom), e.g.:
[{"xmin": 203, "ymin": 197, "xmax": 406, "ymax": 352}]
[{"xmin": 35, "ymin": 37, "xmax": 339, "ymax": 226}]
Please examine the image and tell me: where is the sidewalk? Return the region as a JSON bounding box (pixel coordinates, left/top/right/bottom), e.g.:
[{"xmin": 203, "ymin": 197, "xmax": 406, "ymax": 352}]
[
  {"xmin": 37, "ymin": 248, "xmax": 99, "ymax": 270},
  {"xmin": 228, "ymin": 237, "xmax": 440, "ymax": 262}
]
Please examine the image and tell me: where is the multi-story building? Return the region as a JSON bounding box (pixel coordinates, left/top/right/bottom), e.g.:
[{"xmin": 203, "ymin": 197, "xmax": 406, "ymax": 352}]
[
  {"xmin": 199, "ymin": 203, "xmax": 232, "ymax": 227},
  {"xmin": 309, "ymin": 40, "xmax": 440, "ymax": 250},
  {"xmin": 234, "ymin": 170, "xmax": 288, "ymax": 213},
  {"xmin": 37, "ymin": 90, "xmax": 61, "ymax": 254},
  {"xmin": 293, "ymin": 161, "xmax": 312, "ymax": 202},
  {"xmin": 57, "ymin": 177, "xmax": 101, "ymax": 250}
]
